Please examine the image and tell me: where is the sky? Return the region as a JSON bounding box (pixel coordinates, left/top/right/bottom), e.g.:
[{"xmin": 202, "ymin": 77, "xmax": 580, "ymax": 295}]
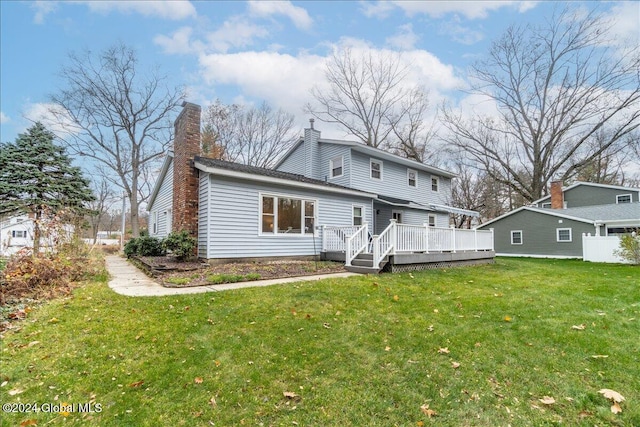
[{"xmin": 1, "ymin": 0, "xmax": 639, "ymax": 148}]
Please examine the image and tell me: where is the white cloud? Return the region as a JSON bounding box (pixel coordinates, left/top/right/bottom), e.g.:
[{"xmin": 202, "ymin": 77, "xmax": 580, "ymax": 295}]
[
  {"xmin": 195, "ymin": 41, "xmax": 464, "ymax": 137},
  {"xmin": 366, "ymin": 0, "xmax": 538, "ymax": 20},
  {"xmin": 79, "ymin": 0, "xmax": 196, "ymax": 20},
  {"xmin": 205, "ymin": 17, "xmax": 270, "ymax": 53},
  {"xmin": 0, "ymin": 111, "xmax": 9, "ymax": 124},
  {"xmin": 604, "ymin": 2, "xmax": 640, "ymax": 46},
  {"xmin": 31, "ymin": 1, "xmax": 58, "ymax": 24},
  {"xmin": 360, "ymin": 1, "xmax": 396, "ymax": 19},
  {"xmin": 439, "ymin": 17, "xmax": 484, "ymax": 45},
  {"xmin": 154, "ymin": 26, "xmax": 204, "ymax": 55},
  {"xmin": 386, "ymin": 23, "xmax": 419, "ymax": 50},
  {"xmin": 248, "ymin": 0, "xmax": 313, "ymax": 30},
  {"xmin": 23, "ymin": 103, "xmax": 81, "ymax": 139}
]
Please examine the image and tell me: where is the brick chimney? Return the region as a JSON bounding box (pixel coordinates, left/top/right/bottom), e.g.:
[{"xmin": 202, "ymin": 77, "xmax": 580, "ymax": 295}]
[
  {"xmin": 550, "ymin": 180, "xmax": 564, "ymax": 209},
  {"xmin": 172, "ymin": 102, "xmax": 201, "ymax": 239}
]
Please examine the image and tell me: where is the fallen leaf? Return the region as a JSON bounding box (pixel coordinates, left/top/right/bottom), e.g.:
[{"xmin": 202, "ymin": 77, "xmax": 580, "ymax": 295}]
[
  {"xmin": 214, "ymin": 360, "xmax": 221, "ymax": 367},
  {"xmin": 323, "ymin": 323, "xmax": 331, "ymax": 329},
  {"xmin": 503, "ymin": 316, "xmax": 512, "ymax": 322},
  {"xmin": 8, "ymin": 388, "xmax": 24, "ymax": 396},
  {"xmin": 539, "ymin": 396, "xmax": 555, "ymax": 405},
  {"xmin": 416, "ymin": 421, "xmax": 424, "ymax": 427},
  {"xmin": 433, "ymin": 309, "xmax": 439, "ymax": 313},
  {"xmin": 129, "ymin": 380, "xmax": 144, "ymax": 388},
  {"xmin": 599, "ymin": 389, "xmax": 625, "ymax": 403},
  {"xmin": 611, "ymin": 402, "xmax": 622, "ymax": 414},
  {"xmin": 385, "ymin": 346, "xmax": 391, "ymax": 351},
  {"xmin": 427, "ymin": 325, "xmax": 434, "ymax": 332},
  {"xmin": 591, "ymin": 355, "xmax": 609, "ymax": 359},
  {"xmin": 393, "ymin": 295, "xmax": 399, "ymax": 301},
  {"xmin": 437, "ymin": 347, "xmax": 450, "ymax": 354},
  {"xmin": 48, "ymin": 318, "xmax": 59, "ymax": 323},
  {"xmin": 20, "ymin": 420, "xmax": 37, "ymax": 426},
  {"xmin": 283, "ymin": 391, "xmax": 301, "ymax": 401},
  {"xmin": 194, "ymin": 377, "xmax": 203, "ymax": 384},
  {"xmin": 451, "ymin": 361, "xmax": 460, "ymax": 369},
  {"xmin": 571, "ymin": 324, "xmax": 586, "ymax": 330},
  {"xmin": 209, "ymin": 396, "xmax": 217, "ymax": 407},
  {"xmin": 420, "ymin": 404, "xmax": 437, "ymax": 418}
]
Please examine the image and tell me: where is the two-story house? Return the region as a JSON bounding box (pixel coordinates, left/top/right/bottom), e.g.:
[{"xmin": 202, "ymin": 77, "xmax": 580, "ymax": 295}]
[
  {"xmin": 477, "ymin": 181, "xmax": 640, "ymax": 259},
  {"xmin": 148, "ymin": 102, "xmax": 493, "ymax": 272}
]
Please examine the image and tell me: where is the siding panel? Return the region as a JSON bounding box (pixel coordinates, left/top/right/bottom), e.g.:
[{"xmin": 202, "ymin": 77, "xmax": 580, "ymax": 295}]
[
  {"xmin": 148, "ymin": 159, "xmax": 173, "ymax": 238},
  {"xmin": 206, "ymin": 175, "xmax": 373, "ymax": 259}
]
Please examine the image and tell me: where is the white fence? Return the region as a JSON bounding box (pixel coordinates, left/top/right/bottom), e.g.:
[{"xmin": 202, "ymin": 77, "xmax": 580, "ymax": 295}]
[{"xmin": 582, "ymin": 234, "xmax": 628, "ymax": 263}]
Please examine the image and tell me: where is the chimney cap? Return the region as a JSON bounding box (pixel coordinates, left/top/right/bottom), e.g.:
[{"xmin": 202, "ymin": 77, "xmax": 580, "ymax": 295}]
[{"xmin": 309, "ymin": 118, "xmax": 314, "ymax": 129}]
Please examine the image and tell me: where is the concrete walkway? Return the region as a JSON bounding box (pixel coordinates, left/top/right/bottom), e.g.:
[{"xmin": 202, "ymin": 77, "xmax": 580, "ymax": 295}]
[{"xmin": 105, "ymin": 255, "xmax": 357, "ymax": 297}]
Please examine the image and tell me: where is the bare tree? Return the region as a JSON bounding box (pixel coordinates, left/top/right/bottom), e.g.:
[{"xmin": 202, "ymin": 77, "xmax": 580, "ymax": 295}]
[
  {"xmin": 305, "ymin": 48, "xmax": 432, "ymax": 151},
  {"xmin": 85, "ymin": 179, "xmax": 115, "ymax": 243},
  {"xmin": 50, "ymin": 43, "xmax": 184, "ymax": 237},
  {"xmin": 202, "ymin": 100, "xmax": 298, "ymax": 168},
  {"xmin": 441, "ymin": 7, "xmax": 640, "ymax": 204}
]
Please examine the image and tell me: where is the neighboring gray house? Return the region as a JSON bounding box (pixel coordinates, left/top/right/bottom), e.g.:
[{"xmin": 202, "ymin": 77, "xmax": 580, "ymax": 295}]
[
  {"xmin": 477, "ymin": 181, "xmax": 640, "ymax": 258},
  {"xmin": 531, "ymin": 181, "xmax": 640, "ymax": 208},
  {"xmin": 147, "ymin": 102, "xmax": 489, "ymax": 271}
]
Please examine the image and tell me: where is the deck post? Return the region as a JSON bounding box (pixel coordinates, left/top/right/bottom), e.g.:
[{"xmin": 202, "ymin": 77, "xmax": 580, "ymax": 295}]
[
  {"xmin": 423, "ymin": 223, "xmax": 429, "ymax": 253},
  {"xmin": 389, "ymin": 219, "xmax": 397, "ymax": 255},
  {"xmin": 474, "ymin": 228, "xmax": 478, "ymax": 252},
  {"xmin": 451, "ymin": 226, "xmax": 456, "ymax": 253},
  {"xmin": 321, "ymin": 225, "xmax": 327, "ymax": 252}
]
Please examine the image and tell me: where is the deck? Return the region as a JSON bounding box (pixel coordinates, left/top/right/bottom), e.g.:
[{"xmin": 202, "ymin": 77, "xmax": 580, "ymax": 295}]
[{"xmin": 321, "ymin": 221, "xmax": 495, "ymax": 273}]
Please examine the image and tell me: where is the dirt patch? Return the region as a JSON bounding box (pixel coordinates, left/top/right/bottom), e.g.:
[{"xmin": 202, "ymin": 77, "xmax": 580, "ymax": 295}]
[{"xmin": 137, "ymin": 256, "xmax": 346, "ymax": 287}]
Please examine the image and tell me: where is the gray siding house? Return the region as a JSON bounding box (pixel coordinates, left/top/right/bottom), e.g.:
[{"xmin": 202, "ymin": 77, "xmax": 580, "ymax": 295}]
[
  {"xmin": 147, "ymin": 102, "xmax": 478, "ymax": 267},
  {"xmin": 477, "ymin": 181, "xmax": 640, "ymax": 258}
]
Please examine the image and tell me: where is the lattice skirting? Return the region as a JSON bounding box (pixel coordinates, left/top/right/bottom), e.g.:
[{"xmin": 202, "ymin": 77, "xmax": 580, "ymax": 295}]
[{"xmin": 387, "ymin": 258, "xmax": 494, "ymax": 273}]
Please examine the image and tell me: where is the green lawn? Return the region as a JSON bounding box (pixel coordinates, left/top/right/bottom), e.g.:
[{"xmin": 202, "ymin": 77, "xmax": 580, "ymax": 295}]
[{"xmin": 1, "ymin": 258, "xmax": 638, "ymax": 426}]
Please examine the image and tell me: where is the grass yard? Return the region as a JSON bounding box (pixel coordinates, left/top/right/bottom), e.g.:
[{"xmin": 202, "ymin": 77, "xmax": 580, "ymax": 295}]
[{"xmin": 1, "ymin": 258, "xmax": 638, "ymax": 426}]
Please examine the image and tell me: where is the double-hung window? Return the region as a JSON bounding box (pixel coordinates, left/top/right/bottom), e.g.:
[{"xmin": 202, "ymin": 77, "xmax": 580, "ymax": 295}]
[
  {"xmin": 12, "ymin": 230, "xmax": 26, "ymax": 238},
  {"xmin": 511, "ymin": 230, "xmax": 523, "ymax": 245},
  {"xmin": 330, "ymin": 156, "xmax": 343, "ymax": 178},
  {"xmin": 428, "ymin": 215, "xmax": 436, "ymax": 227},
  {"xmin": 407, "ymin": 169, "xmax": 417, "ymax": 187},
  {"xmin": 261, "ymin": 195, "xmax": 316, "ymax": 235},
  {"xmin": 370, "ymin": 159, "xmax": 382, "ymax": 180},
  {"xmin": 556, "ymin": 228, "xmax": 572, "ymax": 242},
  {"xmin": 353, "ymin": 206, "xmax": 363, "ymax": 226},
  {"xmin": 431, "ymin": 176, "xmax": 439, "ymax": 192}
]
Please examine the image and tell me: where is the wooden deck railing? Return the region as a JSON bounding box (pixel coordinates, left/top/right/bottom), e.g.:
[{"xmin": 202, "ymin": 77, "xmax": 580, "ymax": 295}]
[{"xmin": 322, "ymin": 222, "xmax": 494, "ymax": 269}]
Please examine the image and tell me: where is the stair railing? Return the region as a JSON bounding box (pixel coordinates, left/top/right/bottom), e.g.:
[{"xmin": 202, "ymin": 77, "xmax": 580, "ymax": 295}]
[
  {"xmin": 345, "ymin": 223, "xmax": 369, "ymax": 267},
  {"xmin": 372, "ymin": 219, "xmax": 396, "ymax": 269}
]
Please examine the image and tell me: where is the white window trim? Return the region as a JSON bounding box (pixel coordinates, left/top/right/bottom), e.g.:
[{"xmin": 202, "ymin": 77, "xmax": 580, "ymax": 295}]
[
  {"xmin": 330, "ymin": 155, "xmax": 344, "ymax": 179},
  {"xmin": 510, "ymin": 230, "xmax": 523, "ymax": 245},
  {"xmin": 352, "ymin": 204, "xmax": 365, "ymax": 226},
  {"xmin": 259, "ymin": 193, "xmax": 318, "ymax": 237},
  {"xmin": 541, "ymin": 202, "xmax": 551, "ymax": 208},
  {"xmin": 427, "ymin": 214, "xmax": 436, "ymax": 227},
  {"xmin": 370, "ymin": 159, "xmax": 383, "ymax": 180},
  {"xmin": 556, "ymin": 227, "xmax": 572, "ymax": 242},
  {"xmin": 407, "ymin": 168, "xmax": 418, "ymax": 188},
  {"xmin": 392, "ymin": 210, "xmax": 403, "ymax": 223},
  {"xmin": 616, "ymin": 193, "xmax": 632, "ymax": 204},
  {"xmin": 431, "ymin": 176, "xmax": 439, "ymax": 192}
]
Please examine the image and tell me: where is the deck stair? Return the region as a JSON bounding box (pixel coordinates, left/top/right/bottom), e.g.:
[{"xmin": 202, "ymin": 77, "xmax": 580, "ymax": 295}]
[{"xmin": 345, "ymin": 252, "xmax": 388, "ymax": 274}]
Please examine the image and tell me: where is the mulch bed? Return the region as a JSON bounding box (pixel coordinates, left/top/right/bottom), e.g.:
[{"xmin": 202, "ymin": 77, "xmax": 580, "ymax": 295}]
[{"xmin": 135, "ymin": 256, "xmax": 346, "ymax": 288}]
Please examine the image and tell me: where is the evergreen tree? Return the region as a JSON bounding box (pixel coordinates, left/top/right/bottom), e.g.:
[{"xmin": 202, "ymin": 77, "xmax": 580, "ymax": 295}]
[{"xmin": 0, "ymin": 122, "xmax": 94, "ymax": 253}]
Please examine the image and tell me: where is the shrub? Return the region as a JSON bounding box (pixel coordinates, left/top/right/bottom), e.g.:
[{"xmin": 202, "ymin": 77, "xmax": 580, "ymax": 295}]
[
  {"xmin": 207, "ymin": 274, "xmax": 245, "ymax": 285},
  {"xmin": 162, "ymin": 231, "xmax": 196, "ymax": 261},
  {"xmin": 124, "ymin": 236, "xmax": 164, "ymax": 258},
  {"xmin": 614, "ymin": 231, "xmax": 640, "ymax": 265}
]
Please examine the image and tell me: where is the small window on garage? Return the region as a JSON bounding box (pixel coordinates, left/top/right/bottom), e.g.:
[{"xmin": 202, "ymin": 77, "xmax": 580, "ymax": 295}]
[
  {"xmin": 616, "ymin": 194, "xmax": 631, "ymax": 204},
  {"xmin": 511, "ymin": 230, "xmax": 523, "ymax": 245},
  {"xmin": 556, "ymin": 228, "xmax": 572, "ymax": 242}
]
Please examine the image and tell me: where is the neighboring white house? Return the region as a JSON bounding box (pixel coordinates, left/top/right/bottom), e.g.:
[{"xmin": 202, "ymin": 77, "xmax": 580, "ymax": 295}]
[{"xmin": 0, "ymin": 214, "xmax": 74, "ymax": 257}]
